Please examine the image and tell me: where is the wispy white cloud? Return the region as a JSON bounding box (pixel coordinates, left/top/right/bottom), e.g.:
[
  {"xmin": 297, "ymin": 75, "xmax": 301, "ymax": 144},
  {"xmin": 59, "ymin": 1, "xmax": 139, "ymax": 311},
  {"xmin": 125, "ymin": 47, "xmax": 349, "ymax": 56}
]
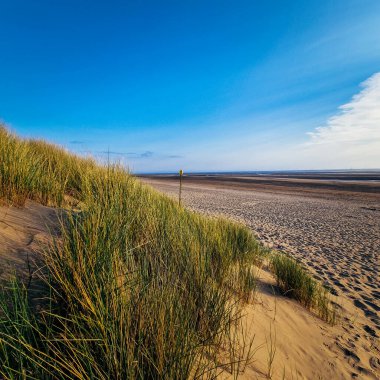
[
  {"xmin": 299, "ymin": 72, "xmax": 380, "ymax": 168},
  {"xmin": 308, "ymin": 72, "xmax": 380, "ymax": 145},
  {"xmin": 221, "ymin": 72, "xmax": 380, "ymax": 171}
]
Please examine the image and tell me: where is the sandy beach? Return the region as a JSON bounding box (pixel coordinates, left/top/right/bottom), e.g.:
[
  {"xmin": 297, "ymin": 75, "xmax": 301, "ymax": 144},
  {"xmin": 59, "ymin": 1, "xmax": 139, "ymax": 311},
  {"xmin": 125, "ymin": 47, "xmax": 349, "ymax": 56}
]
[
  {"xmin": 140, "ymin": 173, "xmax": 380, "ymax": 378},
  {"xmin": 1, "ymin": 171, "xmax": 379, "ymax": 378}
]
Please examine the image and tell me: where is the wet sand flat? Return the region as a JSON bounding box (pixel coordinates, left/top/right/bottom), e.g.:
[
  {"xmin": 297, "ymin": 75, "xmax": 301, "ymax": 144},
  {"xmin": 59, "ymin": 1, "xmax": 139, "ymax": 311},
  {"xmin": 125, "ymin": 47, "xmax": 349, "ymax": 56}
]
[{"xmin": 140, "ymin": 174, "xmax": 380, "ymax": 345}]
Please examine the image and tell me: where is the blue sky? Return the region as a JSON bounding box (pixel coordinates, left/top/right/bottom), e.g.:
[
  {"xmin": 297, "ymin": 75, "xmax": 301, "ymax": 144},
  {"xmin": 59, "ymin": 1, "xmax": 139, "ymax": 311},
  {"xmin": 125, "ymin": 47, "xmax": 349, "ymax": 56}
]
[{"xmin": 1, "ymin": 0, "xmax": 380, "ymax": 172}]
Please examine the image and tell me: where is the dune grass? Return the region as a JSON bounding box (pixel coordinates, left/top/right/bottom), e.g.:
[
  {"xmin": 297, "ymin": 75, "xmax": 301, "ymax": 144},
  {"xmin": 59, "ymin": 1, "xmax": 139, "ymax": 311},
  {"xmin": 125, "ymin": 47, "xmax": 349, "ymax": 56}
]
[
  {"xmin": 270, "ymin": 252, "xmax": 337, "ymax": 324},
  {"xmin": 0, "ymin": 126, "xmax": 337, "ymax": 378},
  {"xmin": 0, "ymin": 126, "xmax": 262, "ymax": 378},
  {"xmin": 0, "ymin": 126, "xmax": 97, "ymax": 207}
]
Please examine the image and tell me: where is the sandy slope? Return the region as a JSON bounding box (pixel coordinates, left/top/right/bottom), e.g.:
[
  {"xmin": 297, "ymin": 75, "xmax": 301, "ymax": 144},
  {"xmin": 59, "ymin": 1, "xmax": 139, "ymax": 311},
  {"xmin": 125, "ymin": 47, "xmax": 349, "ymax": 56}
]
[
  {"xmin": 229, "ymin": 268, "xmax": 359, "ymax": 379},
  {"xmin": 0, "ymin": 201, "xmax": 59, "ymax": 299},
  {"xmin": 0, "ymin": 199, "xmax": 379, "ymax": 379},
  {"xmin": 141, "ymin": 177, "xmax": 380, "ymax": 379}
]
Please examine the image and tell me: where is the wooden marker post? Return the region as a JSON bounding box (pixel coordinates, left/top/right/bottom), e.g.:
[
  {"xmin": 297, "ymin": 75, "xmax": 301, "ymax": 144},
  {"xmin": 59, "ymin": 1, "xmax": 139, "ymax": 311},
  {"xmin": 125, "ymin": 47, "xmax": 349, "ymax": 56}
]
[{"xmin": 179, "ymin": 169, "xmax": 183, "ymax": 206}]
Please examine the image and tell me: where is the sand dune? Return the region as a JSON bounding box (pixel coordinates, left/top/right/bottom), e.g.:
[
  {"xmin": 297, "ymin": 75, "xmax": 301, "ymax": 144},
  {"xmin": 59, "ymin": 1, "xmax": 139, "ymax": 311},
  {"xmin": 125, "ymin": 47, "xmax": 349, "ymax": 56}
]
[
  {"xmin": 1, "ymin": 190, "xmax": 379, "ymax": 378},
  {"xmin": 0, "ymin": 202, "xmax": 363, "ymax": 379}
]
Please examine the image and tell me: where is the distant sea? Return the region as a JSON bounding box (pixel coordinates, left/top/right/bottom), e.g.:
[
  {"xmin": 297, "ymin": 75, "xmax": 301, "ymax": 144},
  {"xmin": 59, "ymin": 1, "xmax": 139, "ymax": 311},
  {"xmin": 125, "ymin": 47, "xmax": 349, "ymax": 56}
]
[{"xmin": 137, "ymin": 169, "xmax": 380, "ymax": 182}]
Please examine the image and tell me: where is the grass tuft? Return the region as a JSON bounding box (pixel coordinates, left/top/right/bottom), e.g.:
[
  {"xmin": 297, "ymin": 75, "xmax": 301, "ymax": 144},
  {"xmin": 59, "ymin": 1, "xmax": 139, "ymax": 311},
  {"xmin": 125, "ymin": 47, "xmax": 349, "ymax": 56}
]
[{"xmin": 270, "ymin": 252, "xmax": 337, "ymax": 324}]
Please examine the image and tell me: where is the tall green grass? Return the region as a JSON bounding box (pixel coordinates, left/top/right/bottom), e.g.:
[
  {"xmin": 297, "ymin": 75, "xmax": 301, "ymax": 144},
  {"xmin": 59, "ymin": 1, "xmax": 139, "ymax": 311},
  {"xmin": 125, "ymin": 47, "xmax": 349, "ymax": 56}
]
[{"xmin": 0, "ymin": 126, "xmax": 261, "ymax": 378}]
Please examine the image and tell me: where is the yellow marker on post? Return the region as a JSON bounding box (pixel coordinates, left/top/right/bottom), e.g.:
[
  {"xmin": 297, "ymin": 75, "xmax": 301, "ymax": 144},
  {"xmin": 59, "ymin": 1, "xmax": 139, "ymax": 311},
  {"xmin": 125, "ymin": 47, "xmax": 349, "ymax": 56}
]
[{"xmin": 179, "ymin": 169, "xmax": 183, "ymax": 206}]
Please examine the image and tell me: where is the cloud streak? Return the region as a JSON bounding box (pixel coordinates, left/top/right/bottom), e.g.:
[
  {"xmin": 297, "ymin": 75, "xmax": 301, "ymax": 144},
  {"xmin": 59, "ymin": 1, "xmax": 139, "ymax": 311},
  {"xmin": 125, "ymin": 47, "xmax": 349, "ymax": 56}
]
[
  {"xmin": 96, "ymin": 150, "xmax": 181, "ymax": 160},
  {"xmin": 308, "ymin": 72, "xmax": 380, "ymax": 145},
  {"xmin": 301, "ymin": 72, "xmax": 380, "ymax": 168},
  {"xmin": 69, "ymin": 140, "xmax": 85, "ymax": 145}
]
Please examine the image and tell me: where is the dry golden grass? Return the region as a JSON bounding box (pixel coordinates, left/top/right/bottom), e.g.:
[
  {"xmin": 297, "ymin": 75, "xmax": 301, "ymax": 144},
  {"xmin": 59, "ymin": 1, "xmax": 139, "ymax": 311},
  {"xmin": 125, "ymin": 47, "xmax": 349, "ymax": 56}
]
[
  {"xmin": 0, "ymin": 126, "xmax": 336, "ymax": 379},
  {"xmin": 0, "ymin": 126, "xmax": 261, "ymax": 379}
]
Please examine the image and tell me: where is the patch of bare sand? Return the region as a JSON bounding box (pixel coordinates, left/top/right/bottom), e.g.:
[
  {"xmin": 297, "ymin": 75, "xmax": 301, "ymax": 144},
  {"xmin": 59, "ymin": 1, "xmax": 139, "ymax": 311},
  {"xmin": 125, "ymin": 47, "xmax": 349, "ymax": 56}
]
[
  {"xmin": 142, "ymin": 178, "xmax": 380, "ymax": 379},
  {"xmin": 0, "ymin": 201, "xmax": 60, "ymax": 299},
  {"xmin": 217, "ymin": 268, "xmax": 378, "ymax": 379}
]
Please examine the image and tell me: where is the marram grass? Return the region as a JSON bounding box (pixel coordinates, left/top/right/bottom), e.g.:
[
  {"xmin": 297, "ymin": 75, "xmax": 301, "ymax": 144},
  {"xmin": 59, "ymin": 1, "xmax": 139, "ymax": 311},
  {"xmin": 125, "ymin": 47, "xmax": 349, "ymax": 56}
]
[
  {"xmin": 0, "ymin": 126, "xmax": 260, "ymax": 379},
  {"xmin": 0, "ymin": 126, "xmax": 336, "ymax": 379},
  {"xmin": 270, "ymin": 252, "xmax": 337, "ymax": 324}
]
